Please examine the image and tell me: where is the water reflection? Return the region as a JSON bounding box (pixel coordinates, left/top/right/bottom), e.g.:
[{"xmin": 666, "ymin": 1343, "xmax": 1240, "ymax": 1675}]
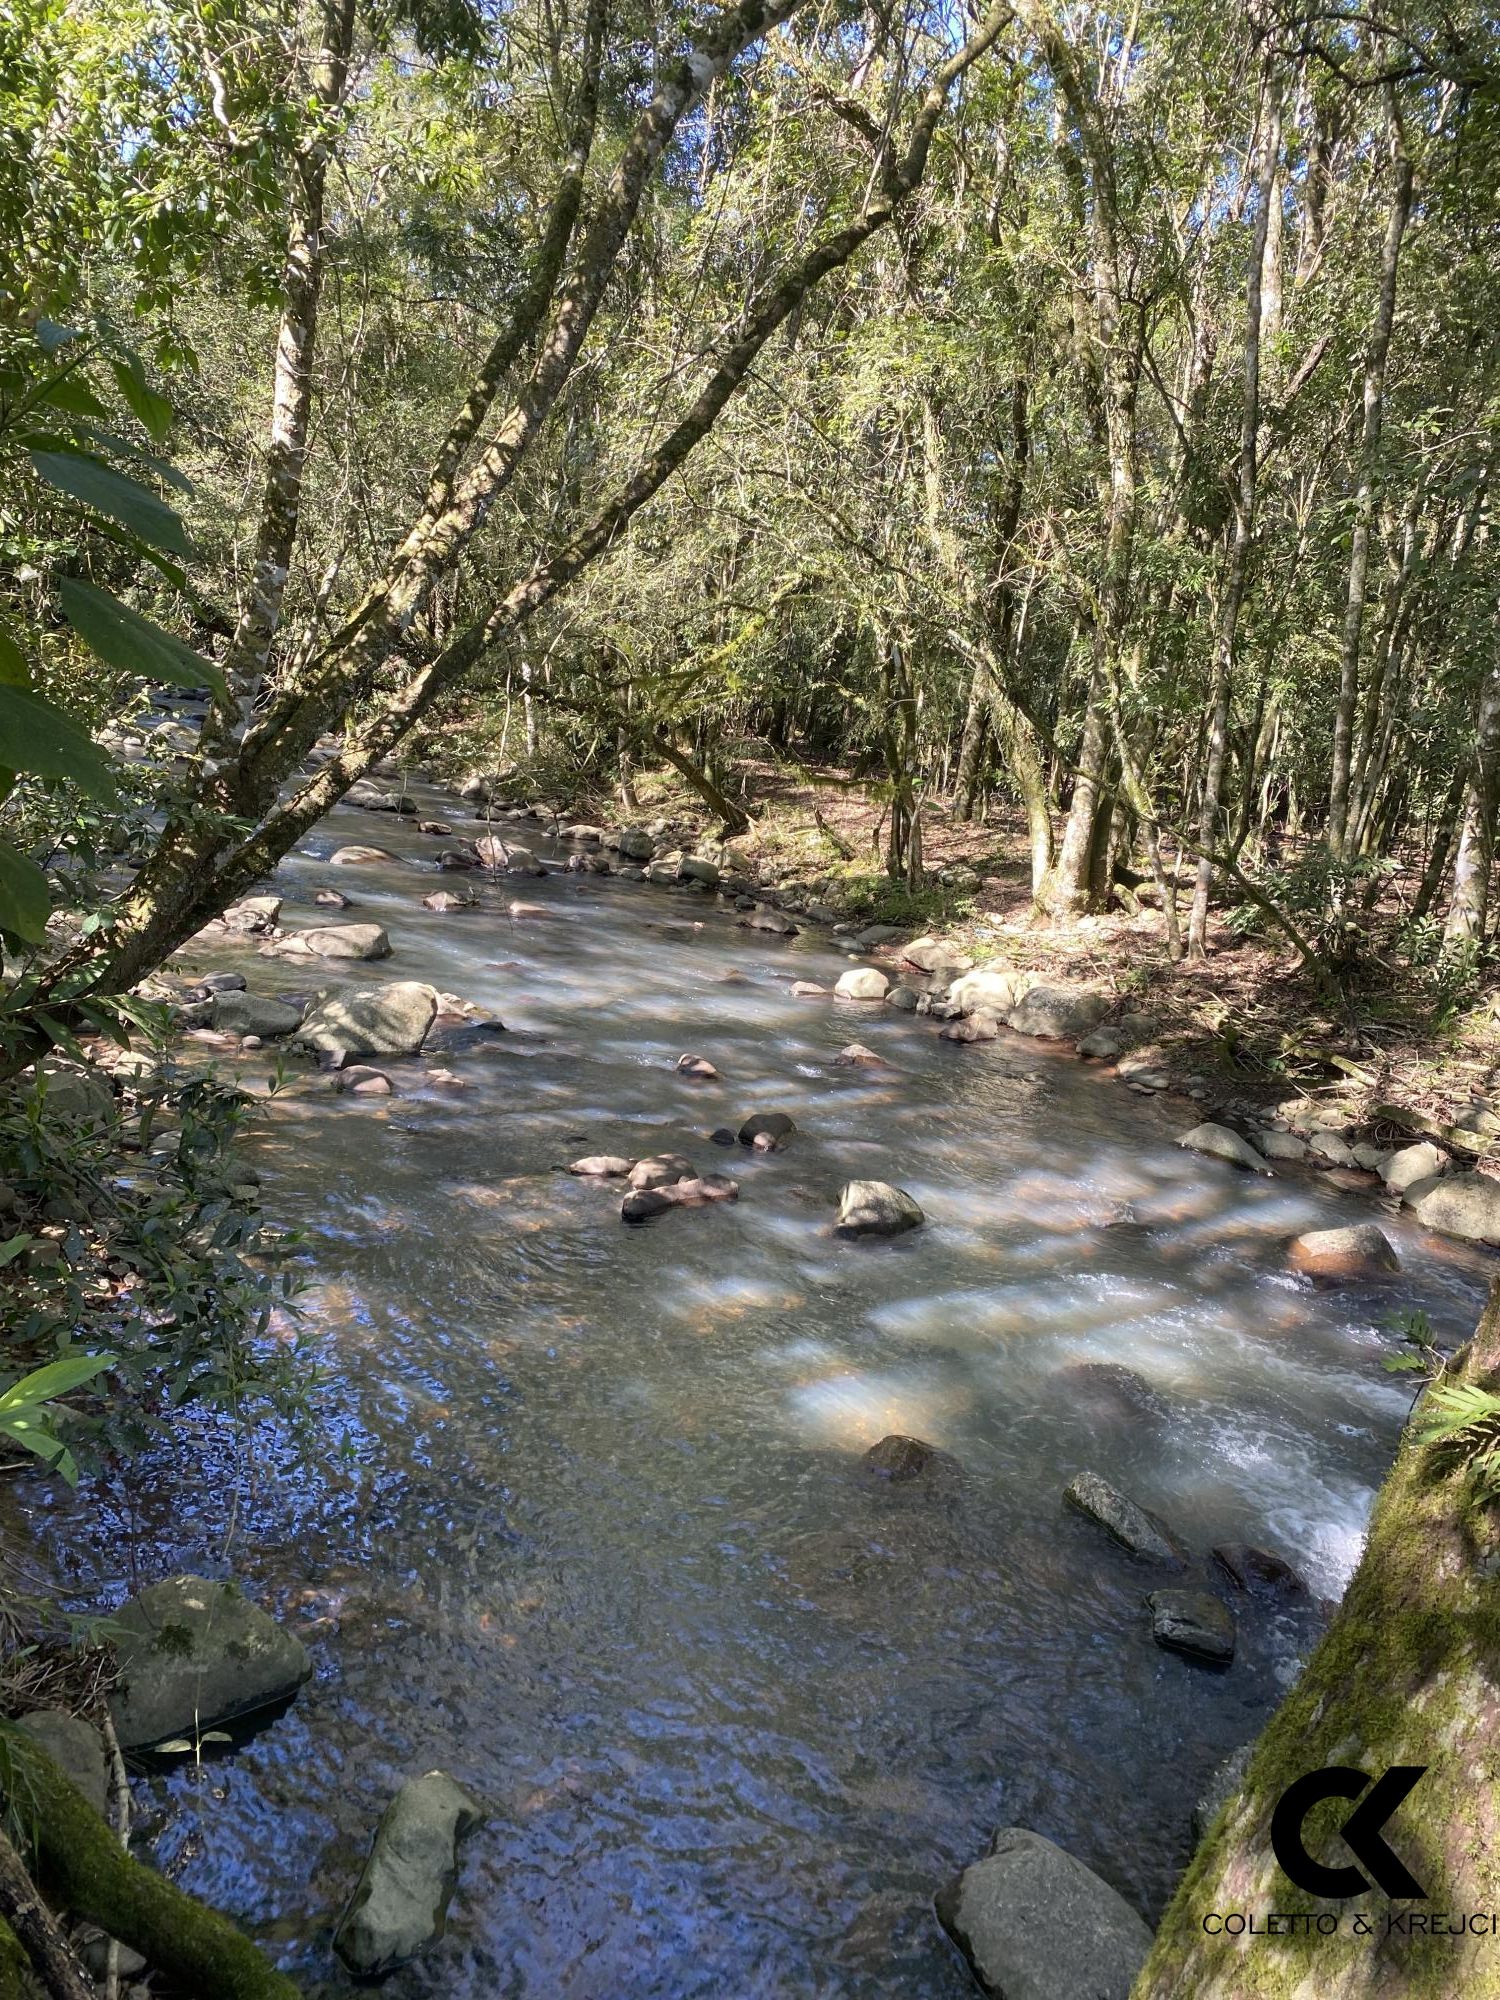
[{"xmin": 17, "ymin": 785, "xmax": 1496, "ymax": 1997}]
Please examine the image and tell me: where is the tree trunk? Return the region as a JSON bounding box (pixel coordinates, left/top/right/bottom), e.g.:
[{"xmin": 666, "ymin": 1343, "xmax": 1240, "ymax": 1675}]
[
  {"xmin": 1188, "ymin": 77, "xmax": 1279, "ymax": 959},
  {"xmin": 2, "ymin": 1733, "xmax": 299, "ymax": 1999},
  {"xmin": 1327, "ymin": 97, "xmax": 1413, "ymax": 860},
  {"xmin": 1134, "ymin": 1275, "xmax": 1500, "ymax": 1999},
  {"xmin": 1444, "ymin": 648, "xmax": 1500, "ymax": 943}
]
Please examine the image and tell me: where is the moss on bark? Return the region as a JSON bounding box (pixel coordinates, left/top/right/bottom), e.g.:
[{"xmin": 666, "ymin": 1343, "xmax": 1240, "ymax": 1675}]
[
  {"xmin": 4, "ymin": 1734, "xmax": 300, "ymax": 1999},
  {"xmin": 1132, "ymin": 1275, "xmax": 1500, "ymax": 1998}
]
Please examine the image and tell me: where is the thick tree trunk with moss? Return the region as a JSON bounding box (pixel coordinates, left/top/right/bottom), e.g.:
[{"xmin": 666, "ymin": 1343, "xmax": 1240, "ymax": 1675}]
[
  {"xmin": 1133, "ymin": 1275, "xmax": 1500, "ymax": 1999},
  {"xmin": 3, "ymin": 1734, "xmax": 299, "ymax": 2000}
]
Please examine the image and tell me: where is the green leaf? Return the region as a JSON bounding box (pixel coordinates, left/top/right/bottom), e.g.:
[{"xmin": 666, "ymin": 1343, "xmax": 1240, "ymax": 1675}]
[
  {"xmin": 29, "ymin": 450, "xmax": 192, "ymax": 558},
  {"xmin": 58, "ymin": 579, "xmax": 226, "ymax": 699},
  {"xmin": 0, "ymin": 838, "xmax": 52, "ymax": 944},
  {"xmin": 151, "ymin": 1738, "xmax": 195, "ymax": 1754},
  {"xmin": 0, "ymin": 685, "xmax": 117, "ymax": 801},
  {"xmin": 1382, "ymin": 1354, "xmax": 1428, "ymax": 1373},
  {"xmin": 39, "ymin": 374, "xmax": 110, "ymax": 420},
  {"xmin": 0, "ymin": 1352, "xmax": 115, "ymax": 1415},
  {"xmin": 0, "ymin": 617, "xmax": 28, "ymax": 687},
  {"xmin": 0, "ymin": 1418, "xmax": 76, "ymax": 1485},
  {"xmin": 109, "ymin": 355, "xmax": 173, "ymax": 444},
  {"xmin": 0, "ymin": 1235, "xmax": 32, "ymax": 1268}
]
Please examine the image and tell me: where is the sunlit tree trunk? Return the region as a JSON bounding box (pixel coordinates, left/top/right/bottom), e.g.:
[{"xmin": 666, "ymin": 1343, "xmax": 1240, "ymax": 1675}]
[
  {"xmin": 1188, "ymin": 77, "xmax": 1279, "ymax": 959},
  {"xmin": 1327, "ymin": 94, "xmax": 1413, "ymax": 860},
  {"xmin": 1445, "ymin": 648, "xmax": 1500, "ymax": 943}
]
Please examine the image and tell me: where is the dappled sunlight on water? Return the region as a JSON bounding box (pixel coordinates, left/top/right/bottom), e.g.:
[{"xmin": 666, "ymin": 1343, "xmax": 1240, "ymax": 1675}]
[{"xmin": 18, "ymin": 783, "xmax": 1499, "ymax": 1998}]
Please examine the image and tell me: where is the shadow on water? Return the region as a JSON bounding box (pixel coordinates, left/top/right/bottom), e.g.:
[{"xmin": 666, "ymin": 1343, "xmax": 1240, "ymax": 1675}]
[{"xmin": 17, "ymin": 786, "xmax": 1496, "ymax": 1997}]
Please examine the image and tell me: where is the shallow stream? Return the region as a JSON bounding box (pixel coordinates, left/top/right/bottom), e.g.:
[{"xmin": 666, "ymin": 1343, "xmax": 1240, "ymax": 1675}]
[{"xmin": 21, "ymin": 785, "xmax": 1497, "ymax": 1996}]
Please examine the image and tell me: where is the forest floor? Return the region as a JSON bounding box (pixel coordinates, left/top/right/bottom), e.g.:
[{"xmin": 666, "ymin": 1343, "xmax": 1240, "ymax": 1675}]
[{"xmin": 586, "ymin": 753, "xmax": 1500, "ymax": 1153}]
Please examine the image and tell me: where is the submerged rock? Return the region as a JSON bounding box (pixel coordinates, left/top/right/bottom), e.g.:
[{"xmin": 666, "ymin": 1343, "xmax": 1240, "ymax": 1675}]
[
  {"xmin": 298, "ymin": 982, "xmax": 439, "ymax": 1056},
  {"xmin": 859, "ymin": 1434, "xmax": 961, "ymax": 1496},
  {"xmin": 315, "ymin": 886, "xmax": 354, "ymax": 907},
  {"xmin": 834, "ymin": 1180, "xmax": 924, "ymax": 1238},
  {"xmin": 1148, "ymin": 1589, "xmax": 1235, "ymax": 1665},
  {"xmin": 738, "ymin": 1111, "xmax": 796, "ymax": 1150},
  {"xmin": 835, "ymin": 1043, "xmax": 887, "ymax": 1067},
  {"xmin": 1063, "ymin": 1472, "xmax": 1186, "ymax": 1567},
  {"xmin": 334, "ymin": 1770, "xmax": 484, "ymax": 1978},
  {"xmin": 676, "ymin": 1054, "xmax": 719, "ymax": 1079},
  {"xmin": 1288, "ymin": 1222, "xmax": 1400, "ymax": 1281},
  {"xmin": 109, "ymin": 1574, "xmax": 311, "ymax": 1751},
  {"xmin": 790, "ymin": 980, "xmax": 828, "ymax": 997},
  {"xmin": 1054, "ymin": 1362, "xmax": 1166, "ymax": 1431},
  {"xmin": 936, "ymin": 1827, "xmax": 1152, "ymax": 2000},
  {"xmin": 329, "ymin": 845, "xmax": 392, "ymax": 867},
  {"xmin": 1178, "ymin": 1122, "xmax": 1272, "ymax": 1174},
  {"xmin": 1211, "ymin": 1542, "xmax": 1309, "ymax": 1604},
  {"xmin": 422, "ymin": 890, "xmax": 473, "ymax": 912},
  {"xmin": 629, "ymin": 1152, "xmax": 695, "ymax": 1190}
]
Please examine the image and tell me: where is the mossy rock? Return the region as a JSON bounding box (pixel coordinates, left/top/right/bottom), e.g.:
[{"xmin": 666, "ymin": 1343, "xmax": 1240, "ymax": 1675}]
[{"xmin": 109, "ymin": 1574, "xmax": 311, "ymax": 1752}]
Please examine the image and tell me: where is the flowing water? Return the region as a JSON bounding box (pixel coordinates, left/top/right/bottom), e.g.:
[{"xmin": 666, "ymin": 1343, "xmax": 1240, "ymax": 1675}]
[{"xmin": 19, "ymin": 786, "xmax": 1496, "ymax": 1997}]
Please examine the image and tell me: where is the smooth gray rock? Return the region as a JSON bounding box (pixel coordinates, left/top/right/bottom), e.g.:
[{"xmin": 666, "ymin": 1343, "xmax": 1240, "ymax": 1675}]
[
  {"xmin": 329, "ymin": 845, "xmax": 392, "ymax": 866},
  {"xmin": 936, "ymin": 1826, "xmax": 1152, "ymax": 2000},
  {"xmin": 1404, "ymin": 1170, "xmax": 1500, "ymax": 1245},
  {"xmin": 739, "ymin": 906, "xmax": 799, "ymax": 935},
  {"xmin": 940, "ymin": 1011, "xmax": 999, "ymax": 1043},
  {"xmin": 1211, "ymin": 1542, "xmax": 1309, "ymax": 1604},
  {"xmin": 1288, "ymin": 1222, "xmax": 1400, "ymax": 1280},
  {"xmin": 679, "ymin": 856, "xmax": 720, "ymax": 886},
  {"xmin": 1178, "ymin": 1122, "xmax": 1272, "ymax": 1175},
  {"xmin": 903, "ymin": 936, "xmax": 974, "ymax": 975},
  {"xmin": 834, "ymin": 966, "xmax": 889, "ymax": 1001},
  {"xmin": 1063, "ymin": 1472, "xmax": 1186, "ymax": 1567},
  {"xmin": 1381, "ymin": 1141, "xmax": 1447, "ymax": 1193},
  {"xmin": 1308, "ymin": 1129, "xmax": 1356, "ymax": 1167},
  {"xmin": 886, "ymin": 985, "xmax": 921, "ymax": 1012},
  {"xmin": 947, "ymin": 966, "xmax": 1033, "ymax": 1018},
  {"xmin": 628, "ymin": 1152, "xmax": 694, "ymax": 1190},
  {"xmin": 1148, "ymin": 1589, "xmax": 1235, "ymax": 1665},
  {"xmin": 269, "ymin": 922, "xmax": 392, "ymax": 961},
  {"xmin": 616, "ymin": 828, "xmax": 655, "ymax": 861},
  {"xmin": 22, "ymin": 1063, "xmax": 113, "ymax": 1127},
  {"xmin": 334, "ymin": 1770, "xmax": 484, "ymax": 1977},
  {"xmin": 18, "ymin": 1710, "xmax": 109, "ymax": 1816},
  {"xmin": 834, "ymin": 1179, "xmax": 924, "ymax": 1238},
  {"xmin": 210, "ymin": 992, "xmax": 304, "ymax": 1040},
  {"xmin": 297, "ymin": 982, "xmax": 439, "ymax": 1056},
  {"xmin": 109, "ymin": 1574, "xmax": 311, "ymax": 1751},
  {"xmin": 854, "ymin": 924, "xmax": 904, "ymax": 947},
  {"xmin": 222, "ymin": 893, "xmax": 282, "ymax": 931},
  {"xmin": 1006, "ymin": 983, "xmax": 1107, "ymax": 1041},
  {"xmin": 1255, "ymin": 1129, "xmax": 1308, "ymax": 1161},
  {"xmin": 1077, "ymin": 1027, "xmax": 1123, "ymax": 1060}
]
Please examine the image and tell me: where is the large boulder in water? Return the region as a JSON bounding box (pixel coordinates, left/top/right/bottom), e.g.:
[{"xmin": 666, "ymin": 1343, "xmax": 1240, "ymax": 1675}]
[
  {"xmin": 1288, "ymin": 1223, "xmax": 1400, "ymax": 1281},
  {"xmin": 298, "ymin": 982, "xmax": 439, "ymax": 1056},
  {"xmin": 1403, "ymin": 1170, "xmax": 1500, "ymax": 1245},
  {"xmin": 937, "ymin": 1827, "xmax": 1152, "ymax": 2000},
  {"xmin": 334, "ymin": 1770, "xmax": 485, "ymax": 1977},
  {"xmin": 1380, "ymin": 1141, "xmax": 1446, "ymax": 1193},
  {"xmin": 1148, "ymin": 1589, "xmax": 1236, "ymax": 1665},
  {"xmin": 1006, "ymin": 982, "xmax": 1107, "ymax": 1041},
  {"xmin": 1063, "ymin": 1471, "xmax": 1186, "ymax": 1567},
  {"xmin": 109, "ymin": 1574, "xmax": 311, "ymax": 1751},
  {"xmin": 1178, "ymin": 1122, "xmax": 1272, "ymax": 1175},
  {"xmin": 834, "ymin": 967, "xmax": 889, "ymax": 1001},
  {"xmin": 210, "ymin": 991, "xmax": 303, "ymax": 1039},
  {"xmin": 268, "ymin": 922, "xmax": 391, "ymax": 961},
  {"xmin": 946, "ymin": 966, "xmax": 1034, "ymax": 1018},
  {"xmin": 834, "ymin": 1180, "xmax": 924, "ymax": 1238}
]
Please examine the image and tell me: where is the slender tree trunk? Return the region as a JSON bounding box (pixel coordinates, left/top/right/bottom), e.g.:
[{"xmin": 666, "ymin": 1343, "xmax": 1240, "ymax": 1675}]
[
  {"xmin": 1328, "ymin": 97, "xmax": 1413, "ymax": 859},
  {"xmin": 1444, "ymin": 647, "xmax": 1500, "ymax": 942},
  {"xmin": 1412, "ymin": 760, "xmax": 1470, "ymax": 923},
  {"xmin": 1188, "ymin": 78, "xmax": 1279, "ymax": 959},
  {"xmin": 206, "ymin": 0, "xmax": 356, "ymax": 748}
]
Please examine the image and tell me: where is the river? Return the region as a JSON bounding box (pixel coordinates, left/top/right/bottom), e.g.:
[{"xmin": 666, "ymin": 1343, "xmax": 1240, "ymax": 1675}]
[{"xmin": 22, "ymin": 782, "xmax": 1495, "ymax": 1997}]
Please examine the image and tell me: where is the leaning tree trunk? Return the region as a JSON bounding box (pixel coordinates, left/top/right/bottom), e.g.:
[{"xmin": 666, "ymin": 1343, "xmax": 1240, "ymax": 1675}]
[{"xmin": 1133, "ymin": 1275, "xmax": 1500, "ymax": 1999}]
